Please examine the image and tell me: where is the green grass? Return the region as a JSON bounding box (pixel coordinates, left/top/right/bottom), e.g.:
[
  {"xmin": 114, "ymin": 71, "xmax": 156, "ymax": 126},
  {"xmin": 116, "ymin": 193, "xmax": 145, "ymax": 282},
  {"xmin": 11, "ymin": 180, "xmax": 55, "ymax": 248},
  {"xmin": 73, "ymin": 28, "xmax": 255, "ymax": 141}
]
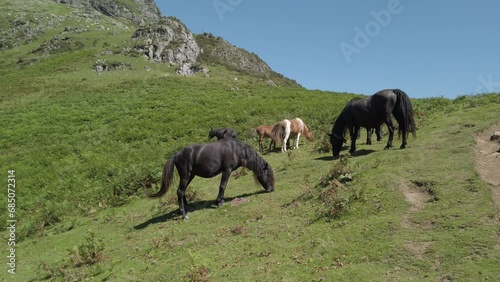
[{"xmin": 1, "ymin": 0, "xmax": 500, "ymax": 281}]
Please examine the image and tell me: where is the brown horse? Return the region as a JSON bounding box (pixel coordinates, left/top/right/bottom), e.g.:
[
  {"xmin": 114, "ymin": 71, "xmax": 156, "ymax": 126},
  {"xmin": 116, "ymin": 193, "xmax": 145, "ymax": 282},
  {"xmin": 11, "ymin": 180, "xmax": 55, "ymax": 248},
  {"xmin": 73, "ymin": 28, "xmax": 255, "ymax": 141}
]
[
  {"xmin": 252, "ymin": 125, "xmax": 279, "ymax": 152},
  {"xmin": 272, "ymin": 118, "xmax": 312, "ymax": 152}
]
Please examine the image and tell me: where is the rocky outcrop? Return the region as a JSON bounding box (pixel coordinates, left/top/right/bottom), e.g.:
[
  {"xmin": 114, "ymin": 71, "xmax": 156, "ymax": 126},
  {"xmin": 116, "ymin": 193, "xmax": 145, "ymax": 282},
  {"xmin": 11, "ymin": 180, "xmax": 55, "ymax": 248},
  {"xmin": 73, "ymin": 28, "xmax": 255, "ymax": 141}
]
[
  {"xmin": 195, "ymin": 33, "xmax": 301, "ymax": 86},
  {"xmin": 195, "ymin": 33, "xmax": 272, "ymax": 76},
  {"xmin": 50, "ymin": 0, "xmax": 161, "ymax": 25},
  {"xmin": 131, "ymin": 17, "xmax": 200, "ymax": 66},
  {"xmin": 92, "ymin": 59, "xmax": 132, "ymax": 72}
]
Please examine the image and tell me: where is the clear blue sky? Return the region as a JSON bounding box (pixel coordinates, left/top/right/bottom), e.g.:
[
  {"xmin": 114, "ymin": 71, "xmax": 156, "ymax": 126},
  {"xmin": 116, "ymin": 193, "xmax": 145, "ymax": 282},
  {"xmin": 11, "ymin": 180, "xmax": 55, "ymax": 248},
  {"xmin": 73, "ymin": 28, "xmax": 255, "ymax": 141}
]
[{"xmin": 157, "ymin": 1, "xmax": 500, "ymax": 98}]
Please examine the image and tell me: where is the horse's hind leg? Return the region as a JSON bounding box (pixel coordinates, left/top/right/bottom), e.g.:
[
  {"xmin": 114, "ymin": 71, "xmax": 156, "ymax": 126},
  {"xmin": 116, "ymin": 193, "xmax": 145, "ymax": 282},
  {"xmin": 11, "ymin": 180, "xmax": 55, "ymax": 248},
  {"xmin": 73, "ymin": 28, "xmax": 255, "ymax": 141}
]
[
  {"xmin": 400, "ymin": 129, "xmax": 408, "ymax": 149},
  {"xmin": 366, "ymin": 128, "xmax": 373, "ymax": 145},
  {"xmin": 282, "ymin": 133, "xmax": 290, "ymax": 152},
  {"xmin": 384, "ymin": 117, "xmax": 395, "ymax": 150},
  {"xmin": 268, "ymin": 140, "xmax": 275, "ymax": 152},
  {"xmin": 376, "ymin": 126, "xmax": 382, "ymax": 141},
  {"xmin": 177, "ymin": 175, "xmax": 194, "ymax": 220}
]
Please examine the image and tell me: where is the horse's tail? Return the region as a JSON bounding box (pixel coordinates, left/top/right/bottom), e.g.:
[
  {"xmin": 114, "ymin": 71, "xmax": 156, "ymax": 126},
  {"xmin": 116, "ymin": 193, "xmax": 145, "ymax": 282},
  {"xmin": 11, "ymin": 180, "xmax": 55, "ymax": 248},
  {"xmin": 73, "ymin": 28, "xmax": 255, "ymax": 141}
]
[
  {"xmin": 393, "ymin": 89, "xmax": 416, "ymax": 138},
  {"xmin": 146, "ymin": 156, "xmax": 175, "ymax": 198},
  {"xmin": 271, "ymin": 121, "xmax": 286, "ymax": 143}
]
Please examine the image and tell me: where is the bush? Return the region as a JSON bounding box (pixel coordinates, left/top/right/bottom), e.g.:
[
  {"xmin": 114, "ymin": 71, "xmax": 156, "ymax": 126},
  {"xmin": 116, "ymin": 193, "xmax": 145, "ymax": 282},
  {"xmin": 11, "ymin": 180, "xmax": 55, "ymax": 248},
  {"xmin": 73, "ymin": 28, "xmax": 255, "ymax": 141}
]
[{"xmin": 315, "ymin": 157, "xmax": 363, "ymax": 221}]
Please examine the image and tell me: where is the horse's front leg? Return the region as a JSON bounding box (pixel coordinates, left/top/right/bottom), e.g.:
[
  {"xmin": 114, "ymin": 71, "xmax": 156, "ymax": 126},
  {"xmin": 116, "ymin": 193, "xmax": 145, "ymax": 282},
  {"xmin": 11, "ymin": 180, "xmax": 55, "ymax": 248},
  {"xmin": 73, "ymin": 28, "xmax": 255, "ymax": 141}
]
[
  {"xmin": 349, "ymin": 126, "xmax": 359, "ymax": 154},
  {"xmin": 259, "ymin": 137, "xmax": 264, "ymax": 153},
  {"xmin": 295, "ymin": 133, "xmax": 301, "ymax": 149},
  {"xmin": 216, "ymin": 170, "xmax": 231, "ymax": 207}
]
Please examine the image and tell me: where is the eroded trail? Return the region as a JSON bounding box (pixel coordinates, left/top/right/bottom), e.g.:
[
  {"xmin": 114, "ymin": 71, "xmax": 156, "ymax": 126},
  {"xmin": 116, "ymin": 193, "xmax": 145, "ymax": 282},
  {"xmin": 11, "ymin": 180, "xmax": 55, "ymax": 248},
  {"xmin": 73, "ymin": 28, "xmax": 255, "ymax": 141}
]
[
  {"xmin": 474, "ymin": 123, "xmax": 500, "ymax": 220},
  {"xmin": 474, "ymin": 123, "xmax": 500, "ymax": 253}
]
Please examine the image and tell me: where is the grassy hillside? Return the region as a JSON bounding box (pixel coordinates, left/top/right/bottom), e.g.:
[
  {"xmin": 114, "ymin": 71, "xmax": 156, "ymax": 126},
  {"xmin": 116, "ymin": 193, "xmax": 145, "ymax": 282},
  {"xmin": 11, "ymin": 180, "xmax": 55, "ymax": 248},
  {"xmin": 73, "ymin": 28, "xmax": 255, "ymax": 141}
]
[{"xmin": 1, "ymin": 0, "xmax": 500, "ymax": 281}]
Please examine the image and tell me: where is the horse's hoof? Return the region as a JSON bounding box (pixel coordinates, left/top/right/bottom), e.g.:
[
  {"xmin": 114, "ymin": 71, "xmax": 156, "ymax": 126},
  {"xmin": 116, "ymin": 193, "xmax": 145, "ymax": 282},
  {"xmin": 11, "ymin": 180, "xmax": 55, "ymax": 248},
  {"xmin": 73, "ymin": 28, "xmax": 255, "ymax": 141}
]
[
  {"xmin": 216, "ymin": 200, "xmax": 225, "ymax": 207},
  {"xmin": 183, "ymin": 215, "xmax": 189, "ymax": 220},
  {"xmin": 384, "ymin": 146, "xmax": 391, "ymax": 150}
]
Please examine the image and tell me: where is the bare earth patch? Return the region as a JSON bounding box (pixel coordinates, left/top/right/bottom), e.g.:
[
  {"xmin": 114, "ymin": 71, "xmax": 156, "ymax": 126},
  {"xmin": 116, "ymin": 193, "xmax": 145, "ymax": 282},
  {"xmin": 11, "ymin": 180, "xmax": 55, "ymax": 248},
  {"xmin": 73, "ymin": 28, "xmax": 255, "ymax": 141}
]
[
  {"xmin": 474, "ymin": 123, "xmax": 500, "ymax": 252},
  {"xmin": 400, "ymin": 181, "xmax": 434, "ymax": 258},
  {"xmin": 474, "ymin": 123, "xmax": 500, "ymax": 221},
  {"xmin": 400, "ymin": 181, "xmax": 433, "ymax": 229},
  {"xmin": 230, "ymin": 197, "xmax": 250, "ymax": 206}
]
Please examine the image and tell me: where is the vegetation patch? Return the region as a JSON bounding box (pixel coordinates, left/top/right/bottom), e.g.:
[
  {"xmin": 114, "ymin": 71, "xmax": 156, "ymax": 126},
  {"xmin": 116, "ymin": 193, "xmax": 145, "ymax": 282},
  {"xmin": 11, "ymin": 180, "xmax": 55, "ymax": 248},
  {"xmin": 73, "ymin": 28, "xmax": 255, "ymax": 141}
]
[{"xmin": 39, "ymin": 232, "xmax": 108, "ymax": 281}]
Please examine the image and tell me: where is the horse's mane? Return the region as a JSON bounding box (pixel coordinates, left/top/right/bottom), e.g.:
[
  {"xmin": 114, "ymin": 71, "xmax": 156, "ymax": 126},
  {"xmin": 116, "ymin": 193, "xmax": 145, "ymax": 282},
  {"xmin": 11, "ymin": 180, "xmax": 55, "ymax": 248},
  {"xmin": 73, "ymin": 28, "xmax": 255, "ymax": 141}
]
[
  {"xmin": 331, "ymin": 115, "xmax": 346, "ymax": 138},
  {"xmin": 233, "ymin": 140, "xmax": 274, "ymax": 185}
]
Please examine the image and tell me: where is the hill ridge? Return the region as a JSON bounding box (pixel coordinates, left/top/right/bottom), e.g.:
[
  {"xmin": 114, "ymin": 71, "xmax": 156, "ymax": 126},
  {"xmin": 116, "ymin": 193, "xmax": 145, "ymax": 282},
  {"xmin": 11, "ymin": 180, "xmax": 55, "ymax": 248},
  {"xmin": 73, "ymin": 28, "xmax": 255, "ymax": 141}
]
[{"xmin": 0, "ymin": 0, "xmax": 300, "ymax": 86}]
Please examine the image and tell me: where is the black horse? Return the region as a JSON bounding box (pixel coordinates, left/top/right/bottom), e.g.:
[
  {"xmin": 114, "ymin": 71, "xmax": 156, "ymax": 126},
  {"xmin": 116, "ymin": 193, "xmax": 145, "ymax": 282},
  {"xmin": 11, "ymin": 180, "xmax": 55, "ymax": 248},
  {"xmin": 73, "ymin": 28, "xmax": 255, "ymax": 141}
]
[
  {"xmin": 208, "ymin": 127, "xmax": 238, "ymax": 140},
  {"xmin": 146, "ymin": 139, "xmax": 275, "ymax": 219},
  {"xmin": 346, "ymin": 97, "xmax": 383, "ymax": 145},
  {"xmin": 330, "ymin": 89, "xmax": 416, "ymax": 157}
]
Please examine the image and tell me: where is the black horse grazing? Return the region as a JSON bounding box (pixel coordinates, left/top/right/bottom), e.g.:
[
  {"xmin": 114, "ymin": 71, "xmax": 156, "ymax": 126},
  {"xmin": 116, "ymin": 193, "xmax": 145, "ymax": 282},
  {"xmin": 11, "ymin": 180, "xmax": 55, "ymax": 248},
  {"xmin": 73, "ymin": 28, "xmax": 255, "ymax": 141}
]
[
  {"xmin": 330, "ymin": 89, "xmax": 416, "ymax": 157},
  {"xmin": 146, "ymin": 139, "xmax": 275, "ymax": 219},
  {"xmin": 208, "ymin": 127, "xmax": 238, "ymax": 140},
  {"xmin": 345, "ymin": 97, "xmax": 383, "ymax": 145}
]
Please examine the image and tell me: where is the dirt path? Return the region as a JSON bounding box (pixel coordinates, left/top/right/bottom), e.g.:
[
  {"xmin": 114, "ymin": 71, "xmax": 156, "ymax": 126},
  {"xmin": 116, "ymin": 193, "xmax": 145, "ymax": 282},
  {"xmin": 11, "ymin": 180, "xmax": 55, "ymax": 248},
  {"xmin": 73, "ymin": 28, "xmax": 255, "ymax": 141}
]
[
  {"xmin": 400, "ymin": 123, "xmax": 500, "ymax": 258},
  {"xmin": 400, "ymin": 180, "xmax": 434, "ymax": 258},
  {"xmin": 474, "ymin": 123, "xmax": 500, "ymax": 221}
]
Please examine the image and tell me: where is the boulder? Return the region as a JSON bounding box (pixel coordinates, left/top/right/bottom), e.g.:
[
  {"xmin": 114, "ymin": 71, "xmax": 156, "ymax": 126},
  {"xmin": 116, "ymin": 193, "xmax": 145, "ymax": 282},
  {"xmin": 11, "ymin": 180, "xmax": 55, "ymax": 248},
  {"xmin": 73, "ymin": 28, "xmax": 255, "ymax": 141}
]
[
  {"xmin": 490, "ymin": 131, "xmax": 500, "ymax": 141},
  {"xmin": 132, "ymin": 17, "xmax": 200, "ymax": 66}
]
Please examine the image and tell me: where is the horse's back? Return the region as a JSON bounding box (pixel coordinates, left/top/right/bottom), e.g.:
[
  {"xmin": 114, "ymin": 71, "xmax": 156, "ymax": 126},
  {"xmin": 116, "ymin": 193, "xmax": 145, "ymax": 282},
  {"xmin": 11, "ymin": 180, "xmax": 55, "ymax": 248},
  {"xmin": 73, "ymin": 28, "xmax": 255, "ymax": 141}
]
[
  {"xmin": 291, "ymin": 118, "xmax": 305, "ymax": 134},
  {"xmin": 178, "ymin": 140, "xmax": 241, "ymax": 177},
  {"xmin": 342, "ymin": 91, "xmax": 396, "ymax": 128}
]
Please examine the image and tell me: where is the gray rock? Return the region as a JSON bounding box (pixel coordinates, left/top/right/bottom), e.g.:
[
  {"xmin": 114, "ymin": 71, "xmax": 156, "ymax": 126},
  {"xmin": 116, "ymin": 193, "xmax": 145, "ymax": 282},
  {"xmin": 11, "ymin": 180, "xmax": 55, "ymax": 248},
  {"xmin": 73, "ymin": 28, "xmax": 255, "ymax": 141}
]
[
  {"xmin": 491, "ymin": 131, "xmax": 500, "ymax": 141},
  {"xmin": 132, "ymin": 17, "xmax": 200, "ymax": 66}
]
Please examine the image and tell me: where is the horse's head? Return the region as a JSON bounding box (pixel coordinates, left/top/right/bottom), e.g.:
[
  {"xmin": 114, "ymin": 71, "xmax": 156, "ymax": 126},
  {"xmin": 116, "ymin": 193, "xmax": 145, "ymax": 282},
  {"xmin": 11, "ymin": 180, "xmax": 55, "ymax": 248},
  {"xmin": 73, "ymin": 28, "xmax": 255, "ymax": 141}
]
[
  {"xmin": 329, "ymin": 132, "xmax": 343, "ymax": 157},
  {"xmin": 208, "ymin": 128, "xmax": 216, "ymax": 140},
  {"xmin": 304, "ymin": 125, "xmax": 313, "ymax": 140},
  {"xmin": 255, "ymin": 161, "xmax": 275, "ymax": 192}
]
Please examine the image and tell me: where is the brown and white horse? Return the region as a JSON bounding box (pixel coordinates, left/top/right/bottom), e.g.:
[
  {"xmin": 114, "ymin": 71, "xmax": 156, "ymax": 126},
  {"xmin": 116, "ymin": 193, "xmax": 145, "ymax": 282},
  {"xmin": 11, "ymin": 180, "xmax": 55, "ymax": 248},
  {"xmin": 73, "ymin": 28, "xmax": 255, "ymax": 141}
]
[{"xmin": 272, "ymin": 118, "xmax": 312, "ymax": 152}]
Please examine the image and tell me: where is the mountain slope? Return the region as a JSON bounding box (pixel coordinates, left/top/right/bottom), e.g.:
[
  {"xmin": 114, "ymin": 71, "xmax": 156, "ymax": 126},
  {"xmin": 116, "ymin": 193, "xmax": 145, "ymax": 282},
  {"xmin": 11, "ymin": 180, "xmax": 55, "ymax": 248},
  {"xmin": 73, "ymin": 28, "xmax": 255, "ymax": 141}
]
[
  {"xmin": 0, "ymin": 0, "xmax": 299, "ymax": 86},
  {"xmin": 1, "ymin": 1, "xmax": 499, "ymax": 281}
]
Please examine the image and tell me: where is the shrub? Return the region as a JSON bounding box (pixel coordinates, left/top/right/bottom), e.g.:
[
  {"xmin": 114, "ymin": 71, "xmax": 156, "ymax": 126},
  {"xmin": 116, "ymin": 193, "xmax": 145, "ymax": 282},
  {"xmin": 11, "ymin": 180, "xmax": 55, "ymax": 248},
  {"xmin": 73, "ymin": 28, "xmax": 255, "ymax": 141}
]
[{"xmin": 314, "ymin": 157, "xmax": 363, "ymax": 221}]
